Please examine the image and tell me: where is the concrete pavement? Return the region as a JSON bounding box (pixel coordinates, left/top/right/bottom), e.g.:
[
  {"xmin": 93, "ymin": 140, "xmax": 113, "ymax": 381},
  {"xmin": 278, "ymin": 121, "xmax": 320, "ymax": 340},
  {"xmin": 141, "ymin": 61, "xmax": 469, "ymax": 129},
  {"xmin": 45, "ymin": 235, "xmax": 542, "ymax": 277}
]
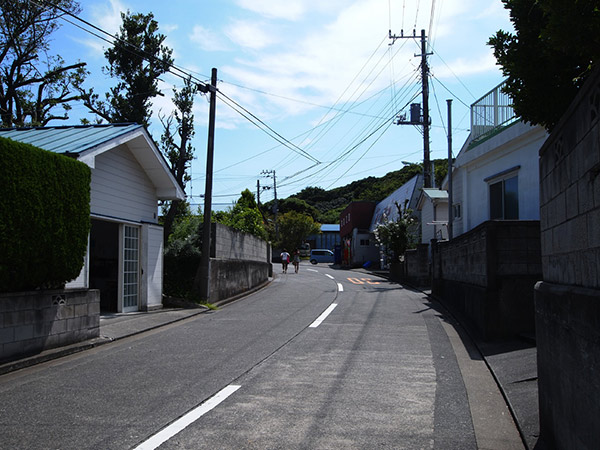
[{"xmin": 0, "ymin": 270, "xmax": 539, "ymax": 449}]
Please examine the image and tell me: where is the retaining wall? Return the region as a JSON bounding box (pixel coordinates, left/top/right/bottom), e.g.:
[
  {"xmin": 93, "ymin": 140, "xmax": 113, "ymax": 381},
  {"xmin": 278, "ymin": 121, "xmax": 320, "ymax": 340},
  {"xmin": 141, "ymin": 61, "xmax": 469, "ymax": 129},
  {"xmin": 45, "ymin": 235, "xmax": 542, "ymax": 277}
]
[
  {"xmin": 536, "ymin": 66, "xmax": 600, "ymax": 450},
  {"xmin": 0, "ymin": 289, "xmax": 99, "ymax": 363},
  {"xmin": 432, "ymin": 220, "xmax": 541, "ymax": 339}
]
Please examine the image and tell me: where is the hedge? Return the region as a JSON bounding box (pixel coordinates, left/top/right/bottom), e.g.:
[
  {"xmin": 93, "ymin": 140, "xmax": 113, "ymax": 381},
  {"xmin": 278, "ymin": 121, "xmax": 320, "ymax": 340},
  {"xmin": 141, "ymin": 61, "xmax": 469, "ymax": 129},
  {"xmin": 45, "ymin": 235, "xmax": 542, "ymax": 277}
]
[{"xmin": 0, "ymin": 137, "xmax": 91, "ymax": 292}]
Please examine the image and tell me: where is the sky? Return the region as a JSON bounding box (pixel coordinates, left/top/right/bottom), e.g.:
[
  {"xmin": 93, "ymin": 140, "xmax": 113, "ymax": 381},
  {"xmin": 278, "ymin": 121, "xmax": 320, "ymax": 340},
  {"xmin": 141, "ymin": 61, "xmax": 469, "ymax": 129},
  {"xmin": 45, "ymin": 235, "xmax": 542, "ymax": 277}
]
[{"xmin": 50, "ymin": 0, "xmax": 514, "ymax": 210}]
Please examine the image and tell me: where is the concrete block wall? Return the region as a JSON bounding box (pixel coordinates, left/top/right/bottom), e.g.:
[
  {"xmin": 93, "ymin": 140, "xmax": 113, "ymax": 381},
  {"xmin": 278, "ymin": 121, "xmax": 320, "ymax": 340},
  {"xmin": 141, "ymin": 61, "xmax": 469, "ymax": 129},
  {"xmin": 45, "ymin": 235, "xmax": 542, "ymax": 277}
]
[
  {"xmin": 536, "ymin": 67, "xmax": 600, "ymax": 450},
  {"xmin": 432, "ymin": 220, "xmax": 541, "ymax": 339},
  {"xmin": 211, "ymin": 222, "xmax": 269, "ymax": 262},
  {"xmin": 0, "ymin": 289, "xmax": 100, "ymax": 363}
]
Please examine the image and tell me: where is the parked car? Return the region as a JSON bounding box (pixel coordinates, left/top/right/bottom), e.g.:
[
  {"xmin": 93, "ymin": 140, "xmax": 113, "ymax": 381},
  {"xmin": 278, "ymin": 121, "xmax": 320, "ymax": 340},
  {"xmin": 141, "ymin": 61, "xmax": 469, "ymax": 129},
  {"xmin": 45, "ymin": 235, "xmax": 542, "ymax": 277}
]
[{"xmin": 310, "ymin": 249, "xmax": 334, "ymax": 264}]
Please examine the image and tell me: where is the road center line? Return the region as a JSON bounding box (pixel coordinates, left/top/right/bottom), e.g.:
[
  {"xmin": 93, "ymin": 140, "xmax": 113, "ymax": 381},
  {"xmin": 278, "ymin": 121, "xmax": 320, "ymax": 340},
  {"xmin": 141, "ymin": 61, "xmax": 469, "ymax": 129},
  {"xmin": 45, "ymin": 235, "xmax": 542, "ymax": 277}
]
[
  {"xmin": 133, "ymin": 385, "xmax": 241, "ymax": 450},
  {"xmin": 307, "ymin": 269, "xmax": 318, "ymax": 272},
  {"xmin": 325, "ymin": 274, "xmax": 334, "ymax": 279},
  {"xmin": 337, "ymin": 283, "xmax": 344, "ymax": 292},
  {"xmin": 309, "ymin": 303, "xmax": 337, "ymax": 328}
]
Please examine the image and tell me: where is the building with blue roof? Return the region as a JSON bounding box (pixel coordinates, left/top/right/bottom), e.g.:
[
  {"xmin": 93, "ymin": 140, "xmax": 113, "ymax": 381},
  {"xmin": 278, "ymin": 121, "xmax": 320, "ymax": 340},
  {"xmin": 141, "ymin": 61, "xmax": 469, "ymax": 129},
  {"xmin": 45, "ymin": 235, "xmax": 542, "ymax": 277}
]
[{"xmin": 0, "ymin": 124, "xmax": 184, "ymax": 313}]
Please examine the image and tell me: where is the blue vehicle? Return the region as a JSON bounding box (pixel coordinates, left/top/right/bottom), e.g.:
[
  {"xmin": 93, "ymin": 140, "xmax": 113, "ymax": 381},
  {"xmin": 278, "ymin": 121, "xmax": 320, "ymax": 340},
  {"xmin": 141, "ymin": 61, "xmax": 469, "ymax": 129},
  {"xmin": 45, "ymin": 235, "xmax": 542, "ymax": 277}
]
[{"xmin": 309, "ymin": 249, "xmax": 334, "ymax": 265}]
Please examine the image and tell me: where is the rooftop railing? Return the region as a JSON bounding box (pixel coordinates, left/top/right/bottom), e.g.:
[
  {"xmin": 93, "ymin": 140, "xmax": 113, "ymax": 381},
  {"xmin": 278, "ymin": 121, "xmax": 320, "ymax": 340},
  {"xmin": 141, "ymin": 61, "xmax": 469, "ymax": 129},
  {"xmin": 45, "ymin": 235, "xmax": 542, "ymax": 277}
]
[{"xmin": 470, "ymin": 81, "xmax": 517, "ymax": 146}]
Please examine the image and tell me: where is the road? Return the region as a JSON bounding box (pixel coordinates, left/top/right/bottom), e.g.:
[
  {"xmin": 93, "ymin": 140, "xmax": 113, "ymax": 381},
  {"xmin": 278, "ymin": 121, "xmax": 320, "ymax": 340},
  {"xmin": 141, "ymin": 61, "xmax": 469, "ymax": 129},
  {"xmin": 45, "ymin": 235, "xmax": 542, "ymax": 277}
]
[{"xmin": 0, "ymin": 264, "xmax": 522, "ymax": 449}]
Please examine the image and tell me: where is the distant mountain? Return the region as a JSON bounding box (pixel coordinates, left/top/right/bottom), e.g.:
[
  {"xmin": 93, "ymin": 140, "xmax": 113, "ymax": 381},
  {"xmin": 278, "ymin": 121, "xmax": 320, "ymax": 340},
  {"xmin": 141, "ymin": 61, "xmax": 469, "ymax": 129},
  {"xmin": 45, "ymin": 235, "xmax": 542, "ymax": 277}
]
[{"xmin": 270, "ymin": 159, "xmax": 449, "ymax": 223}]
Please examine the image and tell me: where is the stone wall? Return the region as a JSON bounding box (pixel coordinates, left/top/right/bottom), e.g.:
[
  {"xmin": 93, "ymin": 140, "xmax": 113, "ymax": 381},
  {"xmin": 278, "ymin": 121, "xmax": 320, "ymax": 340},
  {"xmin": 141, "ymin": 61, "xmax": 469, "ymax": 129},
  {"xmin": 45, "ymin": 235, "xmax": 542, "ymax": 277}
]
[
  {"xmin": 0, "ymin": 289, "xmax": 99, "ymax": 363},
  {"xmin": 211, "ymin": 222, "xmax": 270, "ymax": 262},
  {"xmin": 536, "ymin": 67, "xmax": 600, "ymax": 450},
  {"xmin": 394, "ymin": 244, "xmax": 430, "ymax": 287},
  {"xmin": 432, "ymin": 220, "xmax": 541, "ymax": 339},
  {"xmin": 206, "ymin": 223, "xmax": 272, "ymax": 303}
]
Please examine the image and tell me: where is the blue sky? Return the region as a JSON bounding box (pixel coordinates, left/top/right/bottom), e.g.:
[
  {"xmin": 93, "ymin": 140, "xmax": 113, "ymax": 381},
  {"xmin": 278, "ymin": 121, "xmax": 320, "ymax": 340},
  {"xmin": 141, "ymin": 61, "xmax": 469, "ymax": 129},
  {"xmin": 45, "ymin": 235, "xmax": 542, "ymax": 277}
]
[{"xmin": 52, "ymin": 0, "xmax": 513, "ymax": 210}]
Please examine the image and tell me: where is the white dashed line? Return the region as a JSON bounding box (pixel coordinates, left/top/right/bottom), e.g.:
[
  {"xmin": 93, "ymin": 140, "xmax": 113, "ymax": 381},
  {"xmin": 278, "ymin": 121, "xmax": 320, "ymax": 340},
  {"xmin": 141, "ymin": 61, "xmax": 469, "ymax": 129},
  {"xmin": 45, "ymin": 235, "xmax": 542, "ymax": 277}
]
[
  {"xmin": 337, "ymin": 283, "xmax": 344, "ymax": 292},
  {"xmin": 307, "ymin": 269, "xmax": 318, "ymax": 273},
  {"xmin": 325, "ymin": 274, "xmax": 334, "ymax": 279},
  {"xmin": 134, "ymin": 385, "xmax": 241, "ymax": 450},
  {"xmin": 309, "ymin": 303, "xmax": 337, "ymax": 328}
]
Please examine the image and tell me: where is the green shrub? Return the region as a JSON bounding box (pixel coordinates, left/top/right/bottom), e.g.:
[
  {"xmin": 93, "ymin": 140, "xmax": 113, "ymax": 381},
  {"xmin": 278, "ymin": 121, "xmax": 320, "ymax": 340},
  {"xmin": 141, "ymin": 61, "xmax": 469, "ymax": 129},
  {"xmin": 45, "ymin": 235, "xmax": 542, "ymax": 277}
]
[{"xmin": 0, "ymin": 137, "xmax": 91, "ymax": 292}]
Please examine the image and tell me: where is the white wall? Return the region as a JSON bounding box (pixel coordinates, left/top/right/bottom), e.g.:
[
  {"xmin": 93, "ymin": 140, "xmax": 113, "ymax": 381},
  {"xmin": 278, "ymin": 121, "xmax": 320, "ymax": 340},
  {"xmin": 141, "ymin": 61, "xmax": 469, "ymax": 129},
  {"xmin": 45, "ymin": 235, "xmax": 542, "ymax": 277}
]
[
  {"xmin": 141, "ymin": 224, "xmax": 164, "ymax": 310},
  {"xmin": 90, "ymin": 144, "xmax": 158, "ymax": 224},
  {"xmin": 452, "ymin": 122, "xmax": 547, "ymax": 236},
  {"xmin": 351, "ymin": 229, "xmax": 380, "ymax": 265}
]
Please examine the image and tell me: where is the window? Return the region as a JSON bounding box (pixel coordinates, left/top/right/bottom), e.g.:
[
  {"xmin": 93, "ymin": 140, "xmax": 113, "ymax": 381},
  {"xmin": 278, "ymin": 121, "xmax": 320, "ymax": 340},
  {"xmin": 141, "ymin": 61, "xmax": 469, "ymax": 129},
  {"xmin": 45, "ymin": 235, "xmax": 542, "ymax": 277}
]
[
  {"xmin": 453, "ymin": 203, "xmax": 461, "ymax": 219},
  {"xmin": 490, "ymin": 175, "xmax": 518, "ymax": 219},
  {"xmin": 359, "ymin": 239, "xmax": 370, "ymax": 246}
]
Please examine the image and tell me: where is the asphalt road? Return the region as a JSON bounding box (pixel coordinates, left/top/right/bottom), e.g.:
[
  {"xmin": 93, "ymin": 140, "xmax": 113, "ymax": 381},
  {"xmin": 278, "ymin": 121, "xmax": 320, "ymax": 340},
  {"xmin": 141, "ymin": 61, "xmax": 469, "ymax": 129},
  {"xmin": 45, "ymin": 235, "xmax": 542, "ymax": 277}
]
[{"xmin": 0, "ymin": 263, "xmax": 521, "ymax": 449}]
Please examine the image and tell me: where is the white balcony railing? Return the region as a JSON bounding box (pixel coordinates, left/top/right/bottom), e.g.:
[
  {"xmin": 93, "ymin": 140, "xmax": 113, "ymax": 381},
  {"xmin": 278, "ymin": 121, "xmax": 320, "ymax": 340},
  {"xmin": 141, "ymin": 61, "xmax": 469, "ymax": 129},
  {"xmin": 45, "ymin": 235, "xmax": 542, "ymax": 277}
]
[{"xmin": 470, "ymin": 81, "xmax": 517, "ymax": 144}]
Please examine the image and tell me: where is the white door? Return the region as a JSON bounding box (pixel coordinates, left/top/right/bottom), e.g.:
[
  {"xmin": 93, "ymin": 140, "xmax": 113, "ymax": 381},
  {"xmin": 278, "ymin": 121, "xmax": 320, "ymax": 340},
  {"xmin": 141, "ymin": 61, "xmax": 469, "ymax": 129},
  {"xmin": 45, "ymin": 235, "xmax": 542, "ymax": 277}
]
[{"xmin": 122, "ymin": 225, "xmax": 140, "ymax": 312}]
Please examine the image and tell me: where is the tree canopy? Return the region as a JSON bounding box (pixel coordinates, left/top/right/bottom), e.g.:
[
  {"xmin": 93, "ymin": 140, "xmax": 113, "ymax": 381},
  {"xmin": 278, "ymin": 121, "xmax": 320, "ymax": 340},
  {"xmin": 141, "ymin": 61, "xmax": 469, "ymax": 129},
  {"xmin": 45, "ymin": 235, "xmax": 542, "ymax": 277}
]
[
  {"xmin": 0, "ymin": 0, "xmax": 87, "ymax": 127},
  {"xmin": 81, "ymin": 10, "xmax": 173, "ymax": 126},
  {"xmin": 489, "ymin": 0, "xmax": 600, "ymax": 130}
]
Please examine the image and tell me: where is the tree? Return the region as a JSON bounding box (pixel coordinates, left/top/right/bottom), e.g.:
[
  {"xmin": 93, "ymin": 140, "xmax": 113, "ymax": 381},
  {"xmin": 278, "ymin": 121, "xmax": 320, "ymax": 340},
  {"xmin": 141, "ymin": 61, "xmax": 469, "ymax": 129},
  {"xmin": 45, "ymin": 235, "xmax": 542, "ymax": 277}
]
[
  {"xmin": 81, "ymin": 11, "xmax": 173, "ymax": 126},
  {"xmin": 215, "ymin": 189, "xmax": 268, "ymax": 240},
  {"xmin": 159, "ymin": 76, "xmax": 198, "ymax": 240},
  {"xmin": 489, "ymin": 0, "xmax": 600, "ymax": 130},
  {"xmin": 277, "ymin": 211, "xmax": 321, "ymax": 252},
  {"xmin": 0, "ymin": 0, "xmax": 87, "ymax": 127},
  {"xmin": 373, "ymin": 202, "xmax": 417, "ymax": 263}
]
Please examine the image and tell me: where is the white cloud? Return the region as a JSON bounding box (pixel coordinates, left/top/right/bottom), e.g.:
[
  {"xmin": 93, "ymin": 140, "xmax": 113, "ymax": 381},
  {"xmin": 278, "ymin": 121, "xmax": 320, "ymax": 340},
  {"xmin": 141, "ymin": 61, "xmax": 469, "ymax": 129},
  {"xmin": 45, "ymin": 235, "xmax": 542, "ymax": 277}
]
[
  {"xmin": 190, "ymin": 25, "xmax": 230, "ymax": 52},
  {"xmin": 77, "ymin": 0, "xmax": 128, "ymax": 56},
  {"xmin": 234, "ymin": 0, "xmax": 306, "ymax": 21},
  {"xmin": 224, "ymin": 20, "xmax": 279, "ymax": 50}
]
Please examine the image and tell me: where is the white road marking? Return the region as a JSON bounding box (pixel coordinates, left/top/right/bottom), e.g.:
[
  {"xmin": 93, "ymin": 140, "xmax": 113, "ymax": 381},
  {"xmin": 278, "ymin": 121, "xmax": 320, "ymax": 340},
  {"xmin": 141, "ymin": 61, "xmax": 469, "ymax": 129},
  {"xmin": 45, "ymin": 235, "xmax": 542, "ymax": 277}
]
[
  {"xmin": 325, "ymin": 274, "xmax": 334, "ymax": 279},
  {"xmin": 133, "ymin": 385, "xmax": 241, "ymax": 450},
  {"xmin": 307, "ymin": 269, "xmax": 318, "ymax": 273},
  {"xmin": 309, "ymin": 303, "xmax": 338, "ymax": 328},
  {"xmin": 337, "ymin": 283, "xmax": 344, "ymax": 292}
]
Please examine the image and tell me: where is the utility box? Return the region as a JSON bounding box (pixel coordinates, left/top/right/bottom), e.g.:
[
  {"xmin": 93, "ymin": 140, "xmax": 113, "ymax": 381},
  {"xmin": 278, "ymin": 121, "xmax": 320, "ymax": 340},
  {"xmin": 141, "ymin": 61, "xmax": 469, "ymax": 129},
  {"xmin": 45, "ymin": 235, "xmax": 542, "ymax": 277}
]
[{"xmin": 410, "ymin": 103, "xmax": 421, "ymax": 123}]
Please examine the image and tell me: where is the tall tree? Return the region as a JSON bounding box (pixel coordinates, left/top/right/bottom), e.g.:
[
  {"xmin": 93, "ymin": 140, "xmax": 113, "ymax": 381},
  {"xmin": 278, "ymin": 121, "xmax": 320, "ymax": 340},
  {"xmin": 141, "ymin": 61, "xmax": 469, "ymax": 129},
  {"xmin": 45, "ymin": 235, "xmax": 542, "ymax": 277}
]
[
  {"xmin": 0, "ymin": 0, "xmax": 87, "ymax": 127},
  {"xmin": 489, "ymin": 0, "xmax": 600, "ymax": 130},
  {"xmin": 81, "ymin": 11, "xmax": 173, "ymax": 126},
  {"xmin": 277, "ymin": 211, "xmax": 321, "ymax": 252},
  {"xmin": 159, "ymin": 76, "xmax": 198, "ymax": 240}
]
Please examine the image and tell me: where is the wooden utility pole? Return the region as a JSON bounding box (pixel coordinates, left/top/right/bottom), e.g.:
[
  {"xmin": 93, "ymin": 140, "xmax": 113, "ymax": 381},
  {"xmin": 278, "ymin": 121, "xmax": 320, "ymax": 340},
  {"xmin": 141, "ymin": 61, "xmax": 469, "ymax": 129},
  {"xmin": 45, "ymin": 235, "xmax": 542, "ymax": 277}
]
[
  {"xmin": 447, "ymin": 99, "xmax": 453, "ymax": 240},
  {"xmin": 390, "ymin": 29, "xmax": 433, "ymax": 187},
  {"xmin": 198, "ymin": 68, "xmax": 218, "ymax": 302}
]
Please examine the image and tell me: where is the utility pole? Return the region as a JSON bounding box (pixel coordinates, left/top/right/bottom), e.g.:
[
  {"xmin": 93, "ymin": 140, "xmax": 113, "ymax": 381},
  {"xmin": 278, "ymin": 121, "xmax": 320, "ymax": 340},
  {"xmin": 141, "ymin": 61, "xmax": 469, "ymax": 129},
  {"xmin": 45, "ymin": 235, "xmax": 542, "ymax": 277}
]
[
  {"xmin": 198, "ymin": 68, "xmax": 218, "ymax": 302},
  {"xmin": 261, "ymin": 170, "xmax": 278, "ymax": 240},
  {"xmin": 390, "ymin": 29, "xmax": 433, "ymax": 188},
  {"xmin": 447, "ymin": 99, "xmax": 453, "ymax": 240},
  {"xmin": 257, "ymin": 179, "xmax": 261, "ymax": 207}
]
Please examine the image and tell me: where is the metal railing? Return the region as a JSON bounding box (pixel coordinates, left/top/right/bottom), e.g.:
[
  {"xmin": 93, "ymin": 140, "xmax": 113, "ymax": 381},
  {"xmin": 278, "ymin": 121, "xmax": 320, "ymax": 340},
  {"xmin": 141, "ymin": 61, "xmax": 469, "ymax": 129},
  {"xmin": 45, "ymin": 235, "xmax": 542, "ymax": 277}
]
[{"xmin": 470, "ymin": 81, "xmax": 517, "ymax": 144}]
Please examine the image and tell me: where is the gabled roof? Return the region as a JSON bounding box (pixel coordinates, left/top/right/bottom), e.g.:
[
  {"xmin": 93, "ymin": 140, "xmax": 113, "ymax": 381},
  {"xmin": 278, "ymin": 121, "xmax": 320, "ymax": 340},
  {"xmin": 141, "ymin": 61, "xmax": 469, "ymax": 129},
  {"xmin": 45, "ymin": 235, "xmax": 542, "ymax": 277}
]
[
  {"xmin": 417, "ymin": 188, "xmax": 448, "ymax": 210},
  {"xmin": 0, "ymin": 124, "xmax": 185, "ymax": 200}
]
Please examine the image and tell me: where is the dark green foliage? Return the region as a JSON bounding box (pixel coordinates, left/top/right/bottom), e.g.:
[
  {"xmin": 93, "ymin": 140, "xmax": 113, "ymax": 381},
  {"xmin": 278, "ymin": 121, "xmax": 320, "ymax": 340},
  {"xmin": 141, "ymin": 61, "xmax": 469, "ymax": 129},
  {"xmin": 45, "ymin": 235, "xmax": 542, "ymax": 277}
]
[
  {"xmin": 215, "ymin": 189, "xmax": 268, "ymax": 240},
  {"xmin": 277, "ymin": 197, "xmax": 319, "ymax": 220},
  {"xmin": 163, "ymin": 218, "xmax": 202, "ymax": 300},
  {"xmin": 0, "ymin": 137, "xmax": 90, "ymax": 291},
  {"xmin": 489, "ymin": 0, "xmax": 600, "ymax": 130},
  {"xmin": 279, "ymin": 160, "xmax": 447, "ymax": 223},
  {"xmin": 81, "ymin": 10, "xmax": 173, "ymax": 127},
  {"xmin": 277, "ymin": 211, "xmax": 321, "ymax": 252}
]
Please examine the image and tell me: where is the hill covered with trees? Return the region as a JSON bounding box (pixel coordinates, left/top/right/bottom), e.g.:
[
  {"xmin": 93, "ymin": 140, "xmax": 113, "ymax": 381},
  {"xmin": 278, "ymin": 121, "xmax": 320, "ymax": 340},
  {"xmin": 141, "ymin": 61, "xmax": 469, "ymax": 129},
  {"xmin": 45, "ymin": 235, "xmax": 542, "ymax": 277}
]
[{"xmin": 264, "ymin": 158, "xmax": 449, "ymax": 224}]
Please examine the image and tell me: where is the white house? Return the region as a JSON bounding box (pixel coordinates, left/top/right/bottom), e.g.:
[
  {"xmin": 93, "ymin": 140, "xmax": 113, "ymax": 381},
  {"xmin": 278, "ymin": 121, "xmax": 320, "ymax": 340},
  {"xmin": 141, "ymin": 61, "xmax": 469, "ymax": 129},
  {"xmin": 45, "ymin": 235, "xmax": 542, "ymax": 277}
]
[
  {"xmin": 446, "ymin": 82, "xmax": 548, "ymax": 236},
  {"xmin": 416, "ymin": 188, "xmax": 448, "ymax": 242},
  {"xmin": 0, "ymin": 124, "xmax": 185, "ymax": 312}
]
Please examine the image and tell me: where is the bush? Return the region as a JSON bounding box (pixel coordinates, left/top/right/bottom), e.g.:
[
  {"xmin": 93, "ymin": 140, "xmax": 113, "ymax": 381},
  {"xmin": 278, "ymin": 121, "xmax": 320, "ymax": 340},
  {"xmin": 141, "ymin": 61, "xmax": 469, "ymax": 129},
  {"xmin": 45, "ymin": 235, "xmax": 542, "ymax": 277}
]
[{"xmin": 0, "ymin": 137, "xmax": 91, "ymax": 292}]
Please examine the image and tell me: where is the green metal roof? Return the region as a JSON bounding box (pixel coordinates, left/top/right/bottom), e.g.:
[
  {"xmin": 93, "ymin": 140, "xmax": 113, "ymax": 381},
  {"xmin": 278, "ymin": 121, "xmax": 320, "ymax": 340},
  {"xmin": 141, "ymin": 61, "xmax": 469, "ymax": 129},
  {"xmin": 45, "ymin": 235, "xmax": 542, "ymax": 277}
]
[
  {"xmin": 0, "ymin": 124, "xmax": 143, "ymax": 154},
  {"xmin": 422, "ymin": 188, "xmax": 448, "ymax": 200}
]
